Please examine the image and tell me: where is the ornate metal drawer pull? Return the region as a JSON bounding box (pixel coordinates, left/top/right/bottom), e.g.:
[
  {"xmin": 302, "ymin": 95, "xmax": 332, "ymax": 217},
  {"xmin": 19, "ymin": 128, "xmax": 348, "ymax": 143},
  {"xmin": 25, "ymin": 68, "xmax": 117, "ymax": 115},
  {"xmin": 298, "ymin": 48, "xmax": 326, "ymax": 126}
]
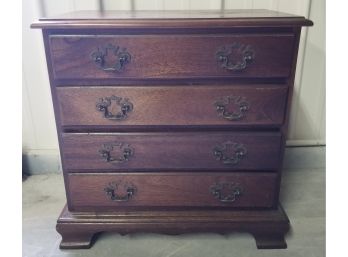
[
  {"xmin": 96, "ymin": 95, "xmax": 133, "ymax": 120},
  {"xmin": 216, "ymin": 42, "xmax": 254, "ymax": 71},
  {"xmin": 214, "ymin": 96, "xmax": 250, "ymax": 121},
  {"xmin": 104, "ymin": 181, "xmax": 136, "ymax": 202},
  {"xmin": 210, "ymin": 182, "xmax": 243, "ymax": 202},
  {"xmin": 213, "ymin": 141, "xmax": 247, "ymax": 165},
  {"xmin": 91, "ymin": 43, "xmax": 131, "ymax": 72},
  {"xmin": 98, "ymin": 142, "xmax": 134, "ymax": 163}
]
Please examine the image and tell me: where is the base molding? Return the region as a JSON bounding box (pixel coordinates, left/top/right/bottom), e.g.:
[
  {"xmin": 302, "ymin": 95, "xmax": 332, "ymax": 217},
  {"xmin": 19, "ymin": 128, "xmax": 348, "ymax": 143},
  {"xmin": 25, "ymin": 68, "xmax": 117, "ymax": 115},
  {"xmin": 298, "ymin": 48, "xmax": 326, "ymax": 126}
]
[{"xmin": 56, "ymin": 204, "xmax": 290, "ymax": 249}]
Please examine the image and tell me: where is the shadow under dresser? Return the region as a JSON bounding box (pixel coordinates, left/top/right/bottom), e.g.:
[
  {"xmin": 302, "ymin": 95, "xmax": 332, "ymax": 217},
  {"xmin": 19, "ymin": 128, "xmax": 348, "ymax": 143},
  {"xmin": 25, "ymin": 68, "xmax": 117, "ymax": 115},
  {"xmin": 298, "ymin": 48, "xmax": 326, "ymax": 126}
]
[{"xmin": 31, "ymin": 9, "xmax": 313, "ymax": 249}]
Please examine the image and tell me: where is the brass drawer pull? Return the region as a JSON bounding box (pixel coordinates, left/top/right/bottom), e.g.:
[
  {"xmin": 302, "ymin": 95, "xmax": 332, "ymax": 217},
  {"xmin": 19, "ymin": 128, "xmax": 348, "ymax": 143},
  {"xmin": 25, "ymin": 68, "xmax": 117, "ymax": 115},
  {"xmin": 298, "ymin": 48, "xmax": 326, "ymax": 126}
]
[
  {"xmin": 216, "ymin": 43, "xmax": 254, "ymax": 71},
  {"xmin": 210, "ymin": 182, "xmax": 243, "ymax": 202},
  {"xmin": 91, "ymin": 43, "xmax": 131, "ymax": 72},
  {"xmin": 96, "ymin": 95, "xmax": 133, "ymax": 120},
  {"xmin": 98, "ymin": 142, "xmax": 134, "ymax": 163},
  {"xmin": 213, "ymin": 141, "xmax": 247, "ymax": 165},
  {"xmin": 104, "ymin": 181, "xmax": 136, "ymax": 202},
  {"xmin": 214, "ymin": 96, "xmax": 250, "ymax": 121}
]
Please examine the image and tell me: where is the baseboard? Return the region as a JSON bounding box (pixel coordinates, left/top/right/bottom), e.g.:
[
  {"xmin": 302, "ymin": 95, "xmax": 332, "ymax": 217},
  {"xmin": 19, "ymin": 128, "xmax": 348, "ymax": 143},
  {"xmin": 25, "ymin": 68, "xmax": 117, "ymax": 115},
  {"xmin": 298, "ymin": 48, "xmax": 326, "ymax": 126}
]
[
  {"xmin": 22, "ymin": 149, "xmax": 62, "ymax": 175},
  {"xmin": 282, "ymin": 146, "xmax": 325, "ymax": 169},
  {"xmin": 22, "ymin": 146, "xmax": 325, "ymax": 175}
]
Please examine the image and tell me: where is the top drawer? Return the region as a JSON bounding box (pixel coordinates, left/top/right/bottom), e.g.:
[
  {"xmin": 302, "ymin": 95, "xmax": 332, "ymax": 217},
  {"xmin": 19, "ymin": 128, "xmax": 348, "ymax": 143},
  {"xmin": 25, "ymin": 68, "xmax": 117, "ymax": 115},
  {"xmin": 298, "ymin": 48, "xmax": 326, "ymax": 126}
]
[{"xmin": 49, "ymin": 34, "xmax": 295, "ymax": 81}]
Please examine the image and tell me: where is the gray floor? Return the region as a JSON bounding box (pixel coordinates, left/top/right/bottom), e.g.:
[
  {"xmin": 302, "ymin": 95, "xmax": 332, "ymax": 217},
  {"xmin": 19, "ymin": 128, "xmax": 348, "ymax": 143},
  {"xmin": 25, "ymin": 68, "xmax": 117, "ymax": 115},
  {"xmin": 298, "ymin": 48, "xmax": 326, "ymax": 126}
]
[{"xmin": 23, "ymin": 168, "xmax": 325, "ymax": 257}]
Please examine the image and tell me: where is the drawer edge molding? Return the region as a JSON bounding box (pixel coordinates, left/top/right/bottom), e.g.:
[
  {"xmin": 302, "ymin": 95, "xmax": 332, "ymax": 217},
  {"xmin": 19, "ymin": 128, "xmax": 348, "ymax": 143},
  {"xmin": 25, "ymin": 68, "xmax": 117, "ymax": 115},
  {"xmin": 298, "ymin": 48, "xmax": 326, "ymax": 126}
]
[
  {"xmin": 67, "ymin": 172, "xmax": 278, "ymax": 209},
  {"xmin": 61, "ymin": 131, "xmax": 282, "ymax": 171},
  {"xmin": 49, "ymin": 34, "xmax": 295, "ymax": 80},
  {"xmin": 57, "ymin": 85, "xmax": 288, "ymax": 127}
]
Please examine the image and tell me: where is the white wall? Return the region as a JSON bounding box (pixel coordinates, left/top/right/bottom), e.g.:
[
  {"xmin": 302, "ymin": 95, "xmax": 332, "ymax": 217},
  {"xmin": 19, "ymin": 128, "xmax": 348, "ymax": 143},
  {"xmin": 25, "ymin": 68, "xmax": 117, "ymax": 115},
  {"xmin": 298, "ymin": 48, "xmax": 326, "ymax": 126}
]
[{"xmin": 23, "ymin": 0, "xmax": 325, "ymax": 161}]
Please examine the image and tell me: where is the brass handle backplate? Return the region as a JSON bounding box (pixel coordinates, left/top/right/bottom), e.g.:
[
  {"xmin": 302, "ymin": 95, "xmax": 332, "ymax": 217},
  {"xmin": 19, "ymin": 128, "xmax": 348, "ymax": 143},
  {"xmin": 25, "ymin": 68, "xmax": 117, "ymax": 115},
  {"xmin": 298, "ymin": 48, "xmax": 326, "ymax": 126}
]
[
  {"xmin": 91, "ymin": 43, "xmax": 131, "ymax": 72},
  {"xmin": 213, "ymin": 140, "xmax": 247, "ymax": 165},
  {"xmin": 210, "ymin": 182, "xmax": 243, "ymax": 202},
  {"xmin": 216, "ymin": 42, "xmax": 254, "ymax": 71},
  {"xmin": 214, "ymin": 96, "xmax": 250, "ymax": 121},
  {"xmin": 96, "ymin": 95, "xmax": 133, "ymax": 121},
  {"xmin": 104, "ymin": 181, "xmax": 136, "ymax": 202},
  {"xmin": 98, "ymin": 142, "xmax": 134, "ymax": 163}
]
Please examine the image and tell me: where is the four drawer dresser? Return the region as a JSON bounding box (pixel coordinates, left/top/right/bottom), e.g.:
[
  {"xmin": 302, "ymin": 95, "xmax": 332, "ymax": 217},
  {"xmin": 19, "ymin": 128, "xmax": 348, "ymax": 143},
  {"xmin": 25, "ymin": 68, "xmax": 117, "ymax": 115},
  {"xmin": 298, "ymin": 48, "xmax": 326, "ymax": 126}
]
[{"xmin": 32, "ymin": 9, "xmax": 313, "ymax": 249}]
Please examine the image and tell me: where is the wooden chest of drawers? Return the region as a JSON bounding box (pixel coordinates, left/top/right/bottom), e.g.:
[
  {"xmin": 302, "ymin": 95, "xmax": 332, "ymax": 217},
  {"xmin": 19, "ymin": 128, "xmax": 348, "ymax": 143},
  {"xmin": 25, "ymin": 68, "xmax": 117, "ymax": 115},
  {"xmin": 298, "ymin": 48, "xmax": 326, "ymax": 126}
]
[{"xmin": 32, "ymin": 9, "xmax": 312, "ymax": 249}]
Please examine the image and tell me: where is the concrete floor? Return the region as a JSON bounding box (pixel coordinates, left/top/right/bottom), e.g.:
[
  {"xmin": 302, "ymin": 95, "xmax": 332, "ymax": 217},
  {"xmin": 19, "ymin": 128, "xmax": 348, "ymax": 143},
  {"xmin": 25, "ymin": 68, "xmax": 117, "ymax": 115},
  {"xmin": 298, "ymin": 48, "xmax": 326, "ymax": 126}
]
[{"xmin": 23, "ymin": 168, "xmax": 325, "ymax": 257}]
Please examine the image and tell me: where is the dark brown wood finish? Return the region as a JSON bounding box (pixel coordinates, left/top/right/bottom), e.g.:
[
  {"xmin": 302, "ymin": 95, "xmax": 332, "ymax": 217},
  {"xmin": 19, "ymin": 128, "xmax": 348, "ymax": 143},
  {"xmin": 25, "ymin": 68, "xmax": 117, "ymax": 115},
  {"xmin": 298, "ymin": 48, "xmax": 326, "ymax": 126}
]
[
  {"xmin": 41, "ymin": 29, "xmax": 76, "ymax": 211},
  {"xmin": 67, "ymin": 172, "xmax": 277, "ymax": 210},
  {"xmin": 32, "ymin": 9, "xmax": 313, "ymax": 250},
  {"xmin": 49, "ymin": 34, "xmax": 294, "ymax": 80},
  {"xmin": 57, "ymin": 85, "xmax": 288, "ymax": 128},
  {"xmin": 31, "ymin": 9, "xmax": 313, "ymax": 29},
  {"xmin": 56, "ymin": 204, "xmax": 290, "ymax": 249},
  {"xmin": 62, "ymin": 132, "xmax": 282, "ymax": 171}
]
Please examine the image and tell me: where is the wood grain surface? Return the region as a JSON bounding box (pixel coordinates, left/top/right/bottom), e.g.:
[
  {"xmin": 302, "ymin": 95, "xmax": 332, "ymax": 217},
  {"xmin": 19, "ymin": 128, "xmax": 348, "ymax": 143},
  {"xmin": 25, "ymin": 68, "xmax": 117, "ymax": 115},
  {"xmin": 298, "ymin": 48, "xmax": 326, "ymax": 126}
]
[
  {"xmin": 67, "ymin": 172, "xmax": 277, "ymax": 210},
  {"xmin": 50, "ymin": 34, "xmax": 295, "ymax": 80},
  {"xmin": 57, "ymin": 203, "xmax": 289, "ymax": 249},
  {"xmin": 57, "ymin": 85, "xmax": 288, "ymax": 128},
  {"xmin": 31, "ymin": 9, "xmax": 313, "ymax": 29},
  {"xmin": 32, "ymin": 9, "xmax": 313, "ymax": 249},
  {"xmin": 62, "ymin": 132, "xmax": 282, "ymax": 171}
]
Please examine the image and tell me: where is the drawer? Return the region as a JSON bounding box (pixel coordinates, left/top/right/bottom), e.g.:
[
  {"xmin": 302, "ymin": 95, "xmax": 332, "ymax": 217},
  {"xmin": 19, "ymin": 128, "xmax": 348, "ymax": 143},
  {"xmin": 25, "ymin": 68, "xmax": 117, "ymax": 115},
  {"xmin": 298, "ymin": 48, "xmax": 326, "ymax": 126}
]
[
  {"xmin": 57, "ymin": 85, "xmax": 288, "ymax": 128},
  {"xmin": 67, "ymin": 172, "xmax": 277, "ymax": 210},
  {"xmin": 62, "ymin": 132, "xmax": 281, "ymax": 171},
  {"xmin": 49, "ymin": 34, "xmax": 295, "ymax": 80}
]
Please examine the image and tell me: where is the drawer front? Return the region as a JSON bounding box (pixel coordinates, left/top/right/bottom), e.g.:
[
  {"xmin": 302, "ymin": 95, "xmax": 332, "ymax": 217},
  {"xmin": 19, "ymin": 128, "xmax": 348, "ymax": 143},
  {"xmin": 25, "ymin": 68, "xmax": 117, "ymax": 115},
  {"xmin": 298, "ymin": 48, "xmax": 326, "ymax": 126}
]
[
  {"xmin": 67, "ymin": 172, "xmax": 277, "ymax": 209},
  {"xmin": 62, "ymin": 132, "xmax": 281, "ymax": 171},
  {"xmin": 50, "ymin": 34, "xmax": 295, "ymax": 80},
  {"xmin": 57, "ymin": 85, "xmax": 288, "ymax": 127}
]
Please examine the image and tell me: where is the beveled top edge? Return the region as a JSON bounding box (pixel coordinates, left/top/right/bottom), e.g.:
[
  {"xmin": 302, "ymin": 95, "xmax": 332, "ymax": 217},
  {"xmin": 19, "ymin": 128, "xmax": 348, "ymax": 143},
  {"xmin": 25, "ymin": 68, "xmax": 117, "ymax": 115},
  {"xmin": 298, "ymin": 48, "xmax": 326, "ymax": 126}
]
[
  {"xmin": 31, "ymin": 9, "xmax": 313, "ymax": 29},
  {"xmin": 39, "ymin": 9, "xmax": 303, "ymax": 20}
]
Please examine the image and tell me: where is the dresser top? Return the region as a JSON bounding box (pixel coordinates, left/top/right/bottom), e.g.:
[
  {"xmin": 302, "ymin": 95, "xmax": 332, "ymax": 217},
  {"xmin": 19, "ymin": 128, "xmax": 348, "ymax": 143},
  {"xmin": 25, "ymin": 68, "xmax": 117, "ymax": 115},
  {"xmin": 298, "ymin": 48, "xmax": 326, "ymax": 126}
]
[{"xmin": 31, "ymin": 9, "xmax": 313, "ymax": 29}]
